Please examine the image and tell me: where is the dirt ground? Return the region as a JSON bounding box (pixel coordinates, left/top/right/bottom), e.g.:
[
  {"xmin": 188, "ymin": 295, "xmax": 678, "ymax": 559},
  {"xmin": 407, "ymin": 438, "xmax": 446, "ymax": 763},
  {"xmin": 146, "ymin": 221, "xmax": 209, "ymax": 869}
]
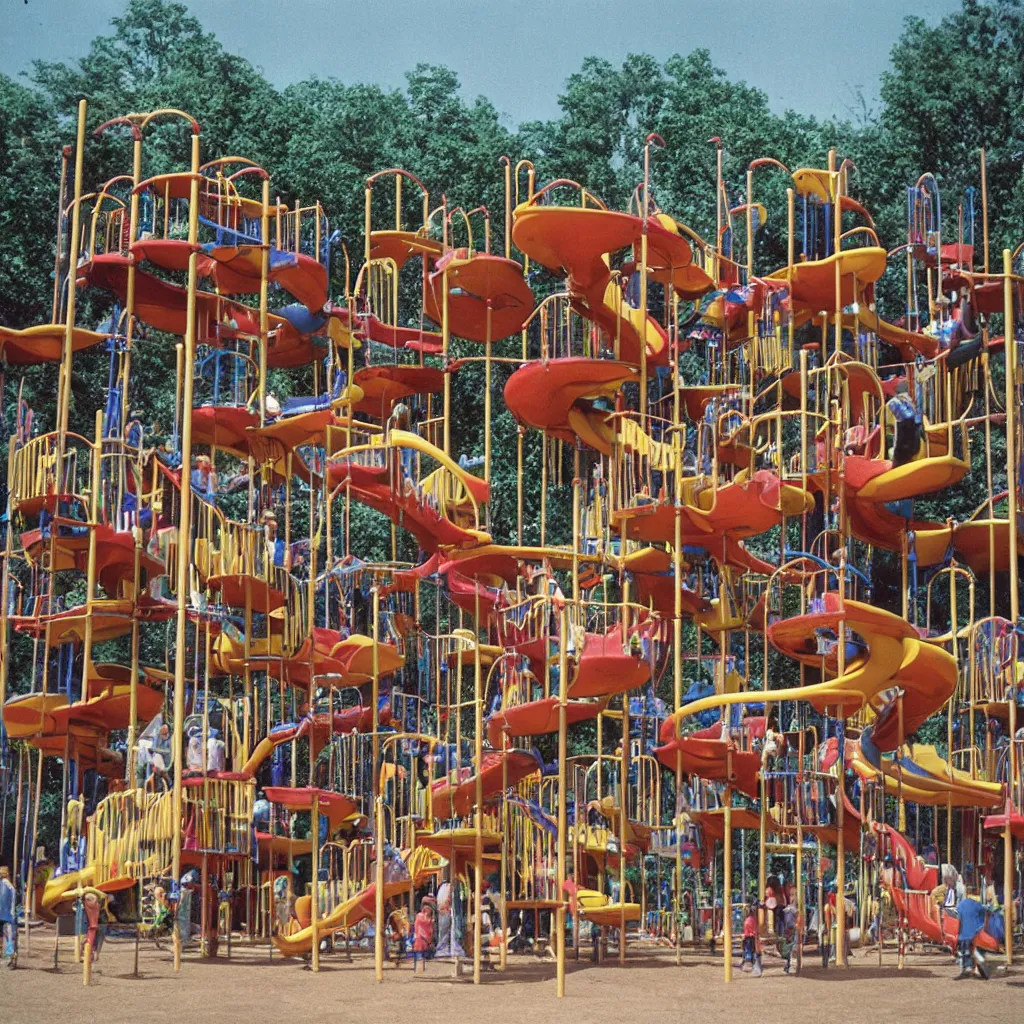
[{"xmin": 4, "ymin": 928, "xmax": 1021, "ymax": 1024}]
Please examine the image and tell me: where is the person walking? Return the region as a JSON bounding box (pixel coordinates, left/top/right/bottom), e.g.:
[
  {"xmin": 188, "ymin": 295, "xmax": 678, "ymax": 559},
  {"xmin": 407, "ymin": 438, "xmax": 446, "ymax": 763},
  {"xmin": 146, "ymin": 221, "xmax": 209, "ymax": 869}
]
[{"xmin": 0, "ymin": 866, "xmax": 17, "ymax": 968}]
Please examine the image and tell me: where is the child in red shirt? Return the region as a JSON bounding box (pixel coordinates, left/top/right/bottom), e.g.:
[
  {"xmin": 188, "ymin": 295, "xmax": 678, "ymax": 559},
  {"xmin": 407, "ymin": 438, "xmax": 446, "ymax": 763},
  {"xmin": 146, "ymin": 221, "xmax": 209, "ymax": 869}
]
[
  {"xmin": 412, "ymin": 897, "xmax": 436, "ymax": 972},
  {"xmin": 742, "ymin": 903, "xmax": 761, "ymax": 974}
]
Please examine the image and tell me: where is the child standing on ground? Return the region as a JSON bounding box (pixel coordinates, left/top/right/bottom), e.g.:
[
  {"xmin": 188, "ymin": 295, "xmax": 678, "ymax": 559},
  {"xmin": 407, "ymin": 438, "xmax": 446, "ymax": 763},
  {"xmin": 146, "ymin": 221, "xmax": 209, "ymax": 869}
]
[
  {"xmin": 780, "ymin": 904, "xmax": 797, "ymax": 975},
  {"xmin": 742, "ymin": 902, "xmax": 759, "ymax": 973},
  {"xmin": 822, "ymin": 887, "xmax": 836, "ymax": 968},
  {"xmin": 412, "ymin": 897, "xmax": 435, "ymax": 973},
  {"xmin": 0, "ymin": 866, "xmax": 16, "ymax": 968}
]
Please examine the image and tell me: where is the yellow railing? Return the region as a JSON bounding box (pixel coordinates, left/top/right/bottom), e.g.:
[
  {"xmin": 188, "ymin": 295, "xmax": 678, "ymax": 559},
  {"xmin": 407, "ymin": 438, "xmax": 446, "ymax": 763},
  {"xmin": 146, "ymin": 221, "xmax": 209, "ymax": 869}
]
[{"xmin": 9, "ymin": 431, "xmax": 93, "ymax": 511}]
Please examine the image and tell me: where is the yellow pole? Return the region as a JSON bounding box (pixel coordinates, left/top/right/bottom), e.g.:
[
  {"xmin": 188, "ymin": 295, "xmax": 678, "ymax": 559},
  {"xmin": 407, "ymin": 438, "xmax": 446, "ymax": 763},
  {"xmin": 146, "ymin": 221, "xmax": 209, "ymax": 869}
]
[
  {"xmin": 499, "ymin": 717, "xmax": 509, "ymax": 972},
  {"xmin": 1003, "ymin": 249, "xmax": 1018, "ymax": 626},
  {"xmin": 745, "ymin": 168, "xmax": 754, "ymax": 280},
  {"xmin": 715, "ymin": 141, "xmax": 723, "ymax": 258},
  {"xmin": 373, "ymin": 585, "xmax": 384, "ymax": 982},
  {"xmin": 171, "ymin": 128, "xmax": 202, "ymax": 973},
  {"xmin": 311, "ymin": 790, "xmax": 320, "ymax": 971},
  {"xmin": 124, "ymin": 128, "xmax": 144, "ymax": 783},
  {"xmin": 0, "ymin": 443, "xmax": 13, "ymax": 742},
  {"xmin": 723, "ymin": 771, "xmax": 733, "ymax": 981},
  {"xmin": 1003, "ymin": 247, "xmax": 1017, "ymax": 965},
  {"xmin": 1006, "ymin": 696, "xmax": 1016, "ymax": 966},
  {"xmin": 619, "ymin": 695, "xmax": 628, "ymax": 965},
  {"xmin": 57, "ymin": 100, "xmax": 87, "ymax": 444},
  {"xmin": 746, "ymin": 167, "xmax": 756, "ymax": 379},
  {"xmin": 981, "ymin": 150, "xmax": 990, "ymax": 276},
  {"xmin": 787, "ymin": 187, "xmax": 795, "ymax": 365},
  {"xmin": 473, "ymin": 588, "xmax": 483, "ymax": 985},
  {"xmin": 78, "ymin": 409, "xmax": 102, "ymax": 715},
  {"xmin": 835, "ymin": 704, "xmax": 847, "ymax": 968},
  {"xmin": 639, "ymin": 142, "xmax": 651, "ymax": 419},
  {"xmin": 127, "ymin": 529, "xmax": 142, "ymax": 784},
  {"xmin": 673, "ymin": 432, "xmax": 683, "ymax": 965},
  {"xmin": 556, "ymin": 606, "xmax": 568, "ymax": 997},
  {"xmin": 502, "ymin": 157, "xmax": 512, "ymax": 261},
  {"xmin": 259, "ymin": 178, "xmax": 270, "ymax": 424},
  {"xmin": 759, "ymin": 765, "xmax": 768, "ymax": 931},
  {"xmin": 795, "ymin": 728, "xmax": 805, "ymax": 973}
]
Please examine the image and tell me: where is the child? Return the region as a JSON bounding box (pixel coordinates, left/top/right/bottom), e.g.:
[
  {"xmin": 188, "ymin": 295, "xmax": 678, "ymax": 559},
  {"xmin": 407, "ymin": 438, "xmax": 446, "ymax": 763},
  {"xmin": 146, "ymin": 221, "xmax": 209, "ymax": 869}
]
[
  {"xmin": 0, "ymin": 866, "xmax": 16, "ymax": 968},
  {"xmin": 386, "ymin": 909, "xmax": 409, "ymax": 965},
  {"xmin": 822, "ymin": 886, "xmax": 836, "ymax": 968},
  {"xmin": 741, "ymin": 902, "xmax": 760, "ymax": 974},
  {"xmin": 412, "ymin": 897, "xmax": 435, "ymax": 973},
  {"xmin": 81, "ymin": 892, "xmax": 105, "ymax": 962},
  {"xmin": 954, "ymin": 889, "xmax": 1005, "ymax": 980},
  {"xmin": 779, "ymin": 904, "xmax": 797, "ymax": 975}
]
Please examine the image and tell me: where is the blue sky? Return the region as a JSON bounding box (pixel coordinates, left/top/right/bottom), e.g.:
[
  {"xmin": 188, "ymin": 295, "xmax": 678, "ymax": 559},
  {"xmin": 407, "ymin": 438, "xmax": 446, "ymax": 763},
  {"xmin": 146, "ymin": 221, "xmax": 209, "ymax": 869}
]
[{"xmin": 2, "ymin": 0, "xmax": 962, "ymax": 127}]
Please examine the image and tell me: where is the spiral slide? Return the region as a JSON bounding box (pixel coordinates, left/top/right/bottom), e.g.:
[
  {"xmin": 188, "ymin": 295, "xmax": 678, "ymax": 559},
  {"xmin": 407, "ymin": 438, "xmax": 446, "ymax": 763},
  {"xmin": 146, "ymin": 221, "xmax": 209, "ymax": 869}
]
[
  {"xmin": 511, "ymin": 204, "xmax": 680, "ymax": 366},
  {"xmin": 842, "ymin": 451, "xmax": 969, "ymax": 557},
  {"xmin": 499, "ymin": 615, "xmax": 653, "ymax": 701},
  {"xmin": 503, "ymin": 357, "xmax": 636, "ymax": 443},
  {"xmin": 503, "ymin": 356, "xmax": 812, "ymax": 553},
  {"xmin": 430, "ymin": 749, "xmax": 540, "ymax": 819},
  {"xmin": 240, "ymin": 706, "xmax": 383, "ymax": 779},
  {"xmin": 661, "ymin": 594, "xmax": 956, "ymax": 750},
  {"xmin": 326, "ymin": 429, "xmax": 491, "ymax": 553},
  {"xmin": 655, "ymin": 723, "xmax": 762, "ymax": 799}
]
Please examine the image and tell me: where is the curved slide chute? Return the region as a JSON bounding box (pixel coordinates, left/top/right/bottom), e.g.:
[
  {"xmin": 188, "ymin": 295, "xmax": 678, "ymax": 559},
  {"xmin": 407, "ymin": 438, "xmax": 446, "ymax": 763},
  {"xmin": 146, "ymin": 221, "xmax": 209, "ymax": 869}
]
[
  {"xmin": 662, "ymin": 595, "xmax": 955, "ymax": 750},
  {"xmin": 272, "ymin": 880, "xmax": 410, "ymax": 957},
  {"xmin": 512, "ymin": 204, "xmax": 692, "ymax": 366}
]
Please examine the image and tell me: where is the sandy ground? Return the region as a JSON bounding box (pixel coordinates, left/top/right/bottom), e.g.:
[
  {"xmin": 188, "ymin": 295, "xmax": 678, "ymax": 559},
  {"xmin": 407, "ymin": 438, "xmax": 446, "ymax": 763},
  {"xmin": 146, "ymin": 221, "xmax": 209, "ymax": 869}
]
[{"xmin": 4, "ymin": 929, "xmax": 1021, "ymax": 1024}]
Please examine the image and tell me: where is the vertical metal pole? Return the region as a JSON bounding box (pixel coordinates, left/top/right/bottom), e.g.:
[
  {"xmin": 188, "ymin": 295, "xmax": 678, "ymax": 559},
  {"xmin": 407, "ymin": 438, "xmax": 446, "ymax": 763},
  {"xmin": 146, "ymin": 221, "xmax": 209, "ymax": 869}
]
[
  {"xmin": 723, "ymin": 758, "xmax": 733, "ymax": 982},
  {"xmin": 311, "ymin": 791, "xmax": 320, "ymax": 971},
  {"xmin": 1004, "ymin": 249, "xmax": 1018, "ymax": 963},
  {"xmin": 556, "ymin": 606, "xmax": 568, "ymax": 996},
  {"xmin": 56, "ymin": 100, "xmax": 87, "ymax": 443},
  {"xmin": 835, "ymin": 703, "xmax": 847, "ymax": 968},
  {"xmin": 172, "ymin": 126, "xmax": 202, "ymax": 973},
  {"xmin": 373, "ymin": 585, "xmax": 384, "ymax": 981},
  {"xmin": 473, "ymin": 588, "xmax": 483, "ymax": 985}
]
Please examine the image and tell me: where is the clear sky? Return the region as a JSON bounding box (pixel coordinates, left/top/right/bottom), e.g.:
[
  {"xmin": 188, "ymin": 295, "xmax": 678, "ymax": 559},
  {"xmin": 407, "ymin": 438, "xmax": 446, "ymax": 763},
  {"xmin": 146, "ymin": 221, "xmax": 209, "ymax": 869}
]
[{"xmin": 1, "ymin": 0, "xmax": 963, "ymax": 127}]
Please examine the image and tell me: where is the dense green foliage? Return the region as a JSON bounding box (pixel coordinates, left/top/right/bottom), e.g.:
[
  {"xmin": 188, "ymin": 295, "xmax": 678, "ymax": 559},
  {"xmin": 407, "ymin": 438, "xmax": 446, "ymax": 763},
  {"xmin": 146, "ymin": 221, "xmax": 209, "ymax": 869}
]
[{"xmin": 2, "ymin": 0, "xmax": 1022, "ymax": 860}]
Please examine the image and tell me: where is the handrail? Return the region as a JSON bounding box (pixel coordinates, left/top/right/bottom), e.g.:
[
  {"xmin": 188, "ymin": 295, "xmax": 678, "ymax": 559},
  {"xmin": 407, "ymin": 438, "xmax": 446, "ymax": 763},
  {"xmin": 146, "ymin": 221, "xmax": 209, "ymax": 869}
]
[{"xmin": 522, "ymin": 178, "xmax": 608, "ymax": 211}]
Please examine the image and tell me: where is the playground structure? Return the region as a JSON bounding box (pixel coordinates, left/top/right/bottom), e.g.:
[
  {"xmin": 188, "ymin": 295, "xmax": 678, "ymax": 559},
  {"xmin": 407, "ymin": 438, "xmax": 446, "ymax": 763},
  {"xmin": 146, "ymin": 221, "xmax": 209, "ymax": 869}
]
[{"xmin": 0, "ymin": 101, "xmax": 1022, "ymax": 992}]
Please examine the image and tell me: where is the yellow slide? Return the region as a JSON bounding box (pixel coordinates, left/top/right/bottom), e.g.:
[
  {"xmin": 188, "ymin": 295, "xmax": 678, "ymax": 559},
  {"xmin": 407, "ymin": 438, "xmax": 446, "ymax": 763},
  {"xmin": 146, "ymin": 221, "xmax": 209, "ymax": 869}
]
[
  {"xmin": 241, "ymin": 728, "xmax": 300, "ymax": 779},
  {"xmin": 42, "ymin": 868, "xmax": 95, "ymax": 916},
  {"xmin": 273, "ymin": 880, "xmax": 409, "ymax": 957},
  {"xmin": 576, "ymin": 888, "xmax": 642, "ymax": 928},
  {"xmin": 597, "ymin": 276, "xmax": 669, "ymax": 363},
  {"xmin": 566, "ymin": 405, "xmax": 676, "ymax": 470},
  {"xmin": 850, "ymin": 742, "xmax": 1004, "ymax": 808},
  {"xmin": 664, "ymin": 598, "xmax": 955, "ymax": 745},
  {"xmin": 42, "ymin": 867, "xmax": 136, "ymax": 919}
]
